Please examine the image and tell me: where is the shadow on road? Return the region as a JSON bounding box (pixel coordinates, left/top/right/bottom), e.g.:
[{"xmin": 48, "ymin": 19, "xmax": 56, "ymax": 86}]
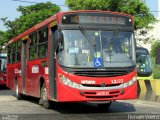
[
  {"xmin": 0, "ymin": 88, "xmax": 136, "ymax": 114},
  {"xmin": 51, "ymin": 101, "xmax": 136, "ymax": 114},
  {"xmin": 0, "ymin": 86, "xmax": 15, "ymax": 96},
  {"xmin": 0, "ymin": 85, "xmax": 8, "ymax": 90},
  {"xmin": 23, "ymin": 96, "xmax": 136, "ymax": 114}
]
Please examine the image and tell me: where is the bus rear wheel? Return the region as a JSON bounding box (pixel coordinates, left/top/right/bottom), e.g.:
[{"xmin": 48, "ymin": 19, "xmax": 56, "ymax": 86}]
[
  {"xmin": 40, "ymin": 83, "xmax": 51, "ymax": 109},
  {"xmin": 15, "ymin": 82, "xmax": 22, "ymax": 100}
]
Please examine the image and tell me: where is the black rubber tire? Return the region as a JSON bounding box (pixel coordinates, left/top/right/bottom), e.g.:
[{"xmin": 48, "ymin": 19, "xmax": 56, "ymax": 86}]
[
  {"xmin": 15, "ymin": 81, "xmax": 22, "ymax": 100},
  {"xmin": 40, "ymin": 83, "xmax": 51, "ymax": 109}
]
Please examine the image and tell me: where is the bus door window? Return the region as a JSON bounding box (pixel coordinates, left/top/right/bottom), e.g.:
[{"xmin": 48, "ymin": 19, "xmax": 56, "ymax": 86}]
[
  {"xmin": 11, "ymin": 43, "xmax": 16, "ymax": 63},
  {"xmin": 17, "ymin": 41, "xmax": 21, "ymax": 62},
  {"xmin": 38, "ymin": 27, "xmax": 48, "ymax": 58},
  {"xmin": 29, "ymin": 32, "xmax": 37, "ymax": 60}
]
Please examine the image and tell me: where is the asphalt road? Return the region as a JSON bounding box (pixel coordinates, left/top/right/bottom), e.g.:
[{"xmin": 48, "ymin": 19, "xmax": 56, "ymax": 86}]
[{"xmin": 0, "ymin": 86, "xmax": 160, "ymax": 120}]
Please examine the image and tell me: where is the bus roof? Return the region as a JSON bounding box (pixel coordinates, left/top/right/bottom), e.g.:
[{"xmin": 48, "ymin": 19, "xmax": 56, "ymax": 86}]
[
  {"xmin": 8, "ymin": 10, "xmax": 133, "ymax": 45},
  {"xmin": 136, "ymin": 47, "xmax": 149, "ymax": 55}
]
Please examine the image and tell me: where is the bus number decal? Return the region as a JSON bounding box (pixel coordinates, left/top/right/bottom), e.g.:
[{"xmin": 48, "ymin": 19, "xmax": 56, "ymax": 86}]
[
  {"xmin": 32, "ymin": 65, "xmax": 39, "ymax": 74},
  {"xmin": 15, "ymin": 69, "xmax": 21, "ymax": 74},
  {"xmin": 111, "ymin": 79, "xmax": 123, "ymax": 84}
]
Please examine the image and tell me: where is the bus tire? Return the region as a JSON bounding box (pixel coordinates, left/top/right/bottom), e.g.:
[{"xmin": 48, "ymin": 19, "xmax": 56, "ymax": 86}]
[
  {"xmin": 97, "ymin": 101, "xmax": 112, "ymax": 110},
  {"xmin": 15, "ymin": 82, "xmax": 22, "ymax": 100},
  {"xmin": 40, "ymin": 83, "xmax": 51, "ymax": 109}
]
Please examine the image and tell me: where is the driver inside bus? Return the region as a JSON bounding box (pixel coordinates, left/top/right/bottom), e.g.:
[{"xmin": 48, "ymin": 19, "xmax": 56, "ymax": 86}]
[{"xmin": 67, "ymin": 39, "xmax": 79, "ymax": 54}]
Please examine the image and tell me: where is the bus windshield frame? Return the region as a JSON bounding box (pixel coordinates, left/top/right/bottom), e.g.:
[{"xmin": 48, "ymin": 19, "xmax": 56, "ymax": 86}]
[
  {"xmin": 61, "ymin": 12, "xmax": 132, "ymax": 27},
  {"xmin": 57, "ymin": 29, "xmax": 136, "ymax": 68}
]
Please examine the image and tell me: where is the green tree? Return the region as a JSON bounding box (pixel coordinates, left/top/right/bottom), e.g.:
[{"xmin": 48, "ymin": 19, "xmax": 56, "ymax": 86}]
[
  {"xmin": 1, "ymin": 2, "xmax": 60, "ymax": 40},
  {"xmin": 0, "ymin": 30, "xmax": 7, "ymax": 50},
  {"xmin": 150, "ymin": 40, "xmax": 160, "ymax": 58},
  {"xmin": 150, "ymin": 40, "xmax": 160, "ymax": 79},
  {"xmin": 65, "ymin": 0, "xmax": 155, "ymax": 29}
]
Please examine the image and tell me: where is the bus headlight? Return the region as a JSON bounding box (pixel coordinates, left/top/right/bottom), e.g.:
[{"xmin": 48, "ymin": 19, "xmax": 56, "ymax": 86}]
[
  {"xmin": 123, "ymin": 76, "xmax": 137, "ymax": 88},
  {"xmin": 58, "ymin": 74, "xmax": 81, "ymax": 89}
]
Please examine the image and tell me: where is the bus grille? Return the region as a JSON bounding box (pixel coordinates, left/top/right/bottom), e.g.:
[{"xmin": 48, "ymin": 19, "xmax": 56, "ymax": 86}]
[
  {"xmin": 82, "ymin": 83, "xmax": 121, "ymax": 87},
  {"xmin": 71, "ymin": 70, "xmax": 129, "ymax": 77}
]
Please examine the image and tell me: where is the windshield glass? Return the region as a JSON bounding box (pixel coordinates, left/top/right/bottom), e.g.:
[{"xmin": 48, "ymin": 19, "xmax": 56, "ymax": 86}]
[
  {"xmin": 57, "ymin": 30, "xmax": 135, "ymax": 68},
  {"xmin": 136, "ymin": 55, "xmax": 152, "ymax": 73}
]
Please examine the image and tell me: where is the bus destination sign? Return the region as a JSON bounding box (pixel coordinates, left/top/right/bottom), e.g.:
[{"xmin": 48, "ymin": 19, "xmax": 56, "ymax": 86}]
[{"xmin": 61, "ymin": 12, "xmax": 132, "ymax": 26}]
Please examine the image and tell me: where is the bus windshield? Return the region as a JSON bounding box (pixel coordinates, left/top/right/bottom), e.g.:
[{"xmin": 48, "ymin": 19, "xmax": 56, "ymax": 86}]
[
  {"xmin": 137, "ymin": 54, "xmax": 152, "ymax": 74},
  {"xmin": 58, "ymin": 30, "xmax": 135, "ymax": 68}
]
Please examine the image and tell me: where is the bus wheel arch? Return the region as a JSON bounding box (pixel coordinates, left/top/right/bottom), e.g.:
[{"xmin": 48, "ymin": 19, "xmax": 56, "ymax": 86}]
[
  {"xmin": 39, "ymin": 77, "xmax": 44, "ymax": 105},
  {"xmin": 39, "ymin": 77, "xmax": 51, "ymax": 109}
]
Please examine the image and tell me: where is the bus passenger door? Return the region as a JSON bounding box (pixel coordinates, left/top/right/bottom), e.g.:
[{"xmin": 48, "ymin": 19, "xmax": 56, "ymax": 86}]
[
  {"xmin": 49, "ymin": 24, "xmax": 57, "ymax": 100},
  {"xmin": 21, "ymin": 39, "xmax": 28, "ymax": 93}
]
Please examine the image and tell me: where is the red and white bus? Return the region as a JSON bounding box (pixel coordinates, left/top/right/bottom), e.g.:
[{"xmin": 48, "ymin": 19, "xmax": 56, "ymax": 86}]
[
  {"xmin": 0, "ymin": 53, "xmax": 7, "ymax": 86},
  {"xmin": 6, "ymin": 10, "xmax": 137, "ymax": 109}
]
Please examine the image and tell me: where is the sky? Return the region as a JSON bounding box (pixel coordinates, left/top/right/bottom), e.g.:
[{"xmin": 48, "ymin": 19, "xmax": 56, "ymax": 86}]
[
  {"xmin": 145, "ymin": 0, "xmax": 158, "ymax": 16},
  {"xmin": 0, "ymin": 0, "xmax": 158, "ymax": 31},
  {"xmin": 0, "ymin": 0, "xmax": 68, "ymax": 30}
]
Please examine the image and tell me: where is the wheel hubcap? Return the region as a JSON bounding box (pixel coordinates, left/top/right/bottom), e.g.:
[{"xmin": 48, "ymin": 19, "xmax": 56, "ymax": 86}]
[{"xmin": 42, "ymin": 88, "xmax": 47, "ymax": 101}]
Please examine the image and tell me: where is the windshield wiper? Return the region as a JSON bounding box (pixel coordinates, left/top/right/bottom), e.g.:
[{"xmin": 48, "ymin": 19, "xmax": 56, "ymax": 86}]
[
  {"xmin": 107, "ymin": 27, "xmax": 120, "ymax": 61},
  {"xmin": 79, "ymin": 26, "xmax": 96, "ymax": 50},
  {"xmin": 108, "ymin": 27, "xmax": 120, "ymax": 52}
]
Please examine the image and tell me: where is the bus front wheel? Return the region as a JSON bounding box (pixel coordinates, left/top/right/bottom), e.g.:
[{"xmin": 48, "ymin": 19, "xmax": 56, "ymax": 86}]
[{"xmin": 40, "ymin": 83, "xmax": 51, "ymax": 109}]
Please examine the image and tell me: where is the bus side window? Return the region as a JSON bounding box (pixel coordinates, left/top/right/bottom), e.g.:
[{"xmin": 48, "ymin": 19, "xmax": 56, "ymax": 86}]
[
  {"xmin": 29, "ymin": 32, "xmax": 37, "ymax": 60},
  {"xmin": 7, "ymin": 45, "xmax": 12, "ymax": 63},
  {"xmin": 38, "ymin": 27, "xmax": 48, "ymax": 58},
  {"xmin": 11, "ymin": 42, "xmax": 16, "ymax": 63},
  {"xmin": 16, "ymin": 40, "xmax": 21, "ymax": 62}
]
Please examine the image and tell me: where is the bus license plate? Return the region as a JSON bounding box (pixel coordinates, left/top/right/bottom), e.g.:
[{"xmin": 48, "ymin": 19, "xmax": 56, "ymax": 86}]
[{"xmin": 96, "ymin": 91, "xmax": 109, "ymax": 96}]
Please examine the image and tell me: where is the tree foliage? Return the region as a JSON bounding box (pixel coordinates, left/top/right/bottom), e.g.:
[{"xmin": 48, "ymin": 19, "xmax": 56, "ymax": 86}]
[
  {"xmin": 65, "ymin": 0, "xmax": 155, "ymax": 29},
  {"xmin": 1, "ymin": 2, "xmax": 60, "ymax": 41},
  {"xmin": 0, "ymin": 30, "xmax": 7, "ymax": 50},
  {"xmin": 150, "ymin": 41, "xmax": 160, "ymax": 58}
]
